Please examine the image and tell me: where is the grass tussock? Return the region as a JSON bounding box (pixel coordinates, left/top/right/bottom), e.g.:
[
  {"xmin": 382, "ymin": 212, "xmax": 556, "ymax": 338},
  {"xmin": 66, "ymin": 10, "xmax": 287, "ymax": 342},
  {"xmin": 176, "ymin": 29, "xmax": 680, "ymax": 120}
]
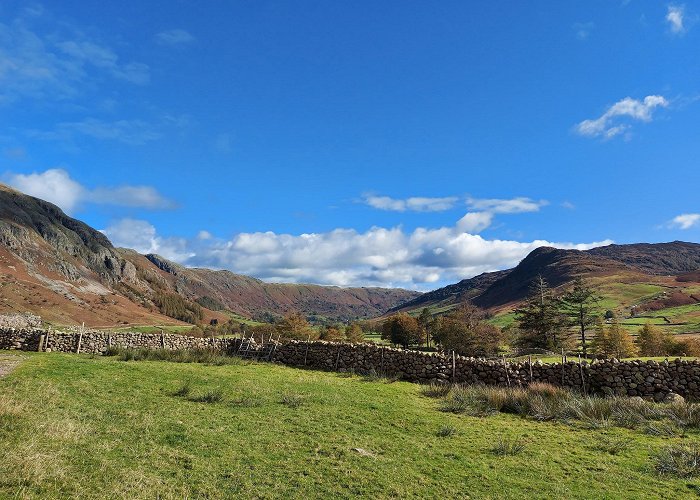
[
  {"xmin": 280, "ymin": 393, "xmax": 305, "ymax": 408},
  {"xmin": 592, "ymin": 437, "xmax": 633, "ymax": 455},
  {"xmin": 106, "ymin": 347, "xmax": 240, "ymax": 366},
  {"xmin": 421, "ymin": 382, "xmax": 451, "ymax": 399},
  {"xmin": 361, "ymin": 369, "xmax": 399, "ymax": 383},
  {"xmin": 491, "ymin": 437, "xmax": 526, "ymax": 456},
  {"xmin": 188, "ymin": 388, "xmax": 224, "ymax": 404},
  {"xmin": 436, "ymin": 425, "xmax": 457, "ymax": 437},
  {"xmin": 653, "ymin": 444, "xmax": 700, "ymax": 478},
  {"xmin": 437, "ymin": 382, "xmax": 700, "ymax": 434}
]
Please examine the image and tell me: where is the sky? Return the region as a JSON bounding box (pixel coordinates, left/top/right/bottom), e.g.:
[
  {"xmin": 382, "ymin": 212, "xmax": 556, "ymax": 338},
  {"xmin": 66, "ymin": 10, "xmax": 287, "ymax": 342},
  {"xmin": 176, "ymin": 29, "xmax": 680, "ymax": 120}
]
[{"xmin": 1, "ymin": 1, "xmax": 699, "ymax": 290}]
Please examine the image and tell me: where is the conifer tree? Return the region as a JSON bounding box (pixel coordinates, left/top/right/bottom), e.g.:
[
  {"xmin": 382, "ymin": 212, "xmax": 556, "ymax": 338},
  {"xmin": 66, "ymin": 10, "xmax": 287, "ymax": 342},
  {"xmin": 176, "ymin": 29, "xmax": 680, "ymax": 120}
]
[
  {"xmin": 559, "ymin": 278, "xmax": 601, "ymax": 358},
  {"xmin": 515, "ymin": 275, "xmax": 565, "ymax": 350}
]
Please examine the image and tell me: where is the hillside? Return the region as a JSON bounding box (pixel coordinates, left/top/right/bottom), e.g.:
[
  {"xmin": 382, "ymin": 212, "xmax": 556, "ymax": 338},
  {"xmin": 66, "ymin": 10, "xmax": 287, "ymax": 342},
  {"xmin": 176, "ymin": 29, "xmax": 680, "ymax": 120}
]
[
  {"xmin": 0, "ymin": 185, "xmax": 419, "ymax": 326},
  {"xmin": 392, "ymin": 242, "xmax": 700, "ymax": 334}
]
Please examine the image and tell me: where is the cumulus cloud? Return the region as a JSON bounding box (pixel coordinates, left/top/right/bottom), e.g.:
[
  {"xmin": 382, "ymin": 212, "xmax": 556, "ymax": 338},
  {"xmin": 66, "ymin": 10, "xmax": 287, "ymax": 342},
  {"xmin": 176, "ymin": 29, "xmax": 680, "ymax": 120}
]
[
  {"xmin": 155, "ymin": 29, "xmax": 195, "ymax": 46},
  {"xmin": 4, "ymin": 168, "xmax": 175, "ymax": 213},
  {"xmin": 666, "ymin": 5, "xmax": 686, "ymax": 34},
  {"xmin": 668, "ymin": 213, "xmax": 700, "ymax": 230},
  {"xmin": 575, "ymin": 95, "xmax": 669, "ymax": 139},
  {"xmin": 101, "ymin": 218, "xmax": 194, "ymax": 262},
  {"xmin": 101, "ymin": 217, "xmax": 612, "ymax": 289},
  {"xmin": 362, "ymin": 194, "xmax": 458, "ymax": 212}
]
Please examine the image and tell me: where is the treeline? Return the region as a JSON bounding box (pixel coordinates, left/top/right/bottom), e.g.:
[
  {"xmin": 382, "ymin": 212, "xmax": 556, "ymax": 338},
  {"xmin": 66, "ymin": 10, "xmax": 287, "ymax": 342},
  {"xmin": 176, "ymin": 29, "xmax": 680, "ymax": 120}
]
[
  {"xmin": 233, "ymin": 312, "xmax": 366, "ymax": 344},
  {"xmin": 379, "ymin": 276, "xmax": 700, "ymax": 359},
  {"xmin": 154, "ymin": 292, "xmax": 204, "ymax": 324}
]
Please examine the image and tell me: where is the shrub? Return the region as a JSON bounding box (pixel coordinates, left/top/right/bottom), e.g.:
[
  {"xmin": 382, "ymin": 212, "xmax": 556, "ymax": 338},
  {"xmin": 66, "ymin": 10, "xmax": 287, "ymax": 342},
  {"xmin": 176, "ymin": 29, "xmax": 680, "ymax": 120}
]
[
  {"xmin": 491, "ymin": 437, "xmax": 525, "ymax": 456},
  {"xmin": 653, "ymin": 444, "xmax": 700, "ymax": 478}
]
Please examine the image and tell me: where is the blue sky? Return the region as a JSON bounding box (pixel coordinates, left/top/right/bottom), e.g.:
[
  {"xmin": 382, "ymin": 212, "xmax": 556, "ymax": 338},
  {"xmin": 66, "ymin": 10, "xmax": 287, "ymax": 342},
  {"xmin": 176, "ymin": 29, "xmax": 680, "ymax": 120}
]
[{"xmin": 1, "ymin": 1, "xmax": 698, "ymax": 289}]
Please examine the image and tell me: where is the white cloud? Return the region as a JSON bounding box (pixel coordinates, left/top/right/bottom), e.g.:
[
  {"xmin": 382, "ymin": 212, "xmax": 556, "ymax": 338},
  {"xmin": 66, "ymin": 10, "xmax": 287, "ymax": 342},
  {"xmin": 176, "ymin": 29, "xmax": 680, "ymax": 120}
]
[
  {"xmin": 0, "ymin": 11, "xmax": 149, "ymax": 104},
  {"xmin": 575, "ymin": 95, "xmax": 669, "ymax": 139},
  {"xmin": 6, "ymin": 169, "xmax": 84, "ymax": 213},
  {"xmin": 573, "ymin": 22, "xmax": 594, "ymax": 40},
  {"xmin": 197, "ymin": 230, "xmax": 213, "ymax": 240},
  {"xmin": 102, "ymin": 216, "xmax": 612, "ymax": 289},
  {"xmin": 666, "ymin": 5, "xmax": 686, "ymax": 34},
  {"xmin": 456, "ymin": 212, "xmax": 493, "ymax": 233},
  {"xmin": 4, "ymin": 168, "xmax": 174, "ymax": 213},
  {"xmin": 669, "ymin": 213, "xmax": 700, "ymax": 229},
  {"xmin": 363, "ymin": 194, "xmax": 458, "ymax": 212},
  {"xmin": 466, "ymin": 197, "xmax": 548, "ymax": 214},
  {"xmin": 155, "ymin": 29, "xmax": 195, "ymax": 46}
]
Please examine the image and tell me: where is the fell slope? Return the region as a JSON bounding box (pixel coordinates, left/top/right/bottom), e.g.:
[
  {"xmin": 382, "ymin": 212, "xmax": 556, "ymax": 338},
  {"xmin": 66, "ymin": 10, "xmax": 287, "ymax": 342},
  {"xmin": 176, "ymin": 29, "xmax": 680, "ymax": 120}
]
[{"xmin": 0, "ymin": 184, "xmax": 419, "ymax": 326}]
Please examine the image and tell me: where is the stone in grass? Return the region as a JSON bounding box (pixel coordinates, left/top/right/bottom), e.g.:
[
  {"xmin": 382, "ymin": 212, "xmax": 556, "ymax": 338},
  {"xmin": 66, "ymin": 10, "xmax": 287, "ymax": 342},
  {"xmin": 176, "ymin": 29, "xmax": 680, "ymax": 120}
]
[{"xmin": 351, "ymin": 448, "xmax": 376, "ymax": 458}]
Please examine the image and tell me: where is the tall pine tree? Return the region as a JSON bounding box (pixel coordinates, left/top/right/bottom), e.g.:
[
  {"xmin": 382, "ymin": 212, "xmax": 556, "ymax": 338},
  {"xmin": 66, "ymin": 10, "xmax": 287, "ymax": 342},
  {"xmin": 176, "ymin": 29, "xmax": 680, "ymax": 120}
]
[
  {"xmin": 515, "ymin": 275, "xmax": 564, "ymax": 350},
  {"xmin": 559, "ymin": 278, "xmax": 601, "ymax": 358}
]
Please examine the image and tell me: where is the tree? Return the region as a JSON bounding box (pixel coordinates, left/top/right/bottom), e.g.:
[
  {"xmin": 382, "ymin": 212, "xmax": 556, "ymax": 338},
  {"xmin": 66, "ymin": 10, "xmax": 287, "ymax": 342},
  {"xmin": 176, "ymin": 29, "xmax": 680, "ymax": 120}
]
[
  {"xmin": 417, "ymin": 308, "xmax": 433, "ymax": 348},
  {"xmin": 345, "ymin": 323, "xmax": 364, "ymax": 343},
  {"xmin": 276, "ymin": 312, "xmax": 315, "ymax": 340},
  {"xmin": 320, "ymin": 325, "xmax": 344, "ymax": 341},
  {"xmin": 636, "ymin": 323, "xmax": 674, "ymax": 356},
  {"xmin": 515, "ymin": 275, "xmax": 565, "ymax": 350},
  {"xmin": 433, "ymin": 303, "xmax": 503, "ymax": 357},
  {"xmin": 381, "ymin": 313, "xmax": 422, "ymax": 348},
  {"xmin": 559, "ymin": 278, "xmax": 601, "ymax": 358},
  {"xmin": 593, "ymin": 320, "xmax": 637, "ymax": 359}
]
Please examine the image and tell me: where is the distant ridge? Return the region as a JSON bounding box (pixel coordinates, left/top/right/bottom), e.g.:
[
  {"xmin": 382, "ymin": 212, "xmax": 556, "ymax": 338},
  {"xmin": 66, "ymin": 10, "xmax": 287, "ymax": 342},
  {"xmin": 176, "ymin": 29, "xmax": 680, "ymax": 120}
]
[
  {"xmin": 0, "ymin": 184, "xmax": 420, "ymax": 326},
  {"xmin": 391, "ymin": 241, "xmax": 700, "ymax": 314}
]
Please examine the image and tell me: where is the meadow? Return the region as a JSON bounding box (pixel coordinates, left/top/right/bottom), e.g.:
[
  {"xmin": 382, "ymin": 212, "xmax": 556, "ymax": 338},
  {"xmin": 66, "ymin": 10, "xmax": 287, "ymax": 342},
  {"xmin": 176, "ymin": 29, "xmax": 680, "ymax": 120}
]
[{"xmin": 2, "ymin": 351, "xmax": 700, "ymax": 498}]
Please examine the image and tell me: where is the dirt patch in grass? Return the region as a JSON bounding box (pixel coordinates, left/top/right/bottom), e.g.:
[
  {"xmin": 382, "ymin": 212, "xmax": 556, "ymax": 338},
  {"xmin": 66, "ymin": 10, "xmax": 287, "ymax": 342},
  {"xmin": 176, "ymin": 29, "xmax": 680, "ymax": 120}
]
[{"xmin": 0, "ymin": 354, "xmax": 24, "ymax": 378}]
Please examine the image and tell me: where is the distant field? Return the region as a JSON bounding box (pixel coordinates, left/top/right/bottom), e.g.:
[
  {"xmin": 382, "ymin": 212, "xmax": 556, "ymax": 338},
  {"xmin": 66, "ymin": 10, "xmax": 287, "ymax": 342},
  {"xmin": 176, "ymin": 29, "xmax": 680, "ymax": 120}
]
[{"xmin": 1, "ymin": 352, "xmax": 699, "ymax": 497}]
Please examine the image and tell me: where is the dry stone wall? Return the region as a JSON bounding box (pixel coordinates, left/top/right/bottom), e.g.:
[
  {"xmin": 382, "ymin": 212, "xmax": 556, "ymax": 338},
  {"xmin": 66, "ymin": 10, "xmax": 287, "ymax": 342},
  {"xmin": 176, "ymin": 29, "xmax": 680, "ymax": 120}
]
[{"xmin": 2, "ymin": 328, "xmax": 700, "ymax": 401}]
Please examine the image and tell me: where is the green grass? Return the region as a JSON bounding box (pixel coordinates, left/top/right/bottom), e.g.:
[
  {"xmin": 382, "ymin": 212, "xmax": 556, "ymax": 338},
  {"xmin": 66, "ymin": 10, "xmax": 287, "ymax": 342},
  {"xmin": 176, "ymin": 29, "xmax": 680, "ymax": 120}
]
[{"xmin": 2, "ymin": 352, "xmax": 700, "ymax": 498}]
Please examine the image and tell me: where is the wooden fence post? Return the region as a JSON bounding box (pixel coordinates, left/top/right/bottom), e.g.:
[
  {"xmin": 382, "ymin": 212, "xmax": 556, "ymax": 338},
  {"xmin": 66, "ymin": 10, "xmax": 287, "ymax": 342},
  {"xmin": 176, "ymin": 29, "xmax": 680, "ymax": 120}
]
[
  {"xmin": 334, "ymin": 346, "xmax": 341, "ymax": 371},
  {"xmin": 451, "ymin": 350, "xmax": 456, "ymax": 383},
  {"xmin": 76, "ymin": 322, "xmax": 84, "ymax": 354},
  {"xmin": 528, "ymin": 355, "xmax": 533, "ymax": 382},
  {"xmin": 303, "ymin": 335, "xmax": 311, "ymax": 366},
  {"xmin": 38, "ymin": 334, "xmax": 45, "ymax": 352},
  {"xmin": 502, "ymin": 355, "xmax": 511, "ymax": 387}
]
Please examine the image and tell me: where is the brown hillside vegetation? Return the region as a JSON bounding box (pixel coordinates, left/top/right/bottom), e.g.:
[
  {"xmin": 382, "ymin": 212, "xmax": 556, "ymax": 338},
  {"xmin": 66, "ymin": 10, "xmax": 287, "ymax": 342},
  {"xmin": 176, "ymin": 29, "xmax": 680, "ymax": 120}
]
[{"xmin": 0, "ymin": 185, "xmax": 419, "ymax": 326}]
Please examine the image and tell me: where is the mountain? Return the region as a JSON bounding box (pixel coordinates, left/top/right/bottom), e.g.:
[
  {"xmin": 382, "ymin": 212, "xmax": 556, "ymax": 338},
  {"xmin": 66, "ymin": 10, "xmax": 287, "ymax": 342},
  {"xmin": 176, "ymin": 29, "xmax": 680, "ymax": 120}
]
[
  {"xmin": 391, "ymin": 242, "xmax": 700, "ymax": 322},
  {"xmin": 0, "ymin": 185, "xmax": 419, "ymax": 326}
]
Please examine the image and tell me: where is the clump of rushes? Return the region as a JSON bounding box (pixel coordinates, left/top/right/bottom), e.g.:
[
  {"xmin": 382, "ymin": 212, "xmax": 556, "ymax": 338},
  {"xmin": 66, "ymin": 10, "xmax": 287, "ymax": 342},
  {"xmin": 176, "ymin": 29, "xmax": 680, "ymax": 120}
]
[
  {"xmin": 653, "ymin": 444, "xmax": 700, "ymax": 478},
  {"xmin": 491, "ymin": 437, "xmax": 526, "ymax": 456},
  {"xmin": 172, "ymin": 380, "xmax": 192, "ymax": 397}
]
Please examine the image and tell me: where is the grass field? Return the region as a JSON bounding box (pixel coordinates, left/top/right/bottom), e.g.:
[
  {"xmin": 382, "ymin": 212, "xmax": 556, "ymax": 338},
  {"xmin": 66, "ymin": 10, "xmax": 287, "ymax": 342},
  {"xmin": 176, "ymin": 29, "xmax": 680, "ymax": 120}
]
[{"xmin": 2, "ymin": 352, "xmax": 700, "ymax": 498}]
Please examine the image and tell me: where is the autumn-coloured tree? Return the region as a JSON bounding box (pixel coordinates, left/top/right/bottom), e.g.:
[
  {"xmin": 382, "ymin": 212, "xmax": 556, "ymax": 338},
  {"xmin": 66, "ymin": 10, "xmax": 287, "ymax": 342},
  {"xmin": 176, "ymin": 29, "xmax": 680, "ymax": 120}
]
[
  {"xmin": 320, "ymin": 325, "xmax": 344, "ymax": 341},
  {"xmin": 432, "ymin": 303, "xmax": 503, "ymax": 357},
  {"xmin": 593, "ymin": 320, "xmax": 637, "ymax": 359},
  {"xmin": 276, "ymin": 312, "xmax": 315, "ymax": 340},
  {"xmin": 345, "ymin": 323, "xmax": 364, "ymax": 343},
  {"xmin": 381, "ymin": 313, "xmax": 422, "ymax": 348},
  {"xmin": 636, "ymin": 322, "xmax": 674, "ymax": 356}
]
